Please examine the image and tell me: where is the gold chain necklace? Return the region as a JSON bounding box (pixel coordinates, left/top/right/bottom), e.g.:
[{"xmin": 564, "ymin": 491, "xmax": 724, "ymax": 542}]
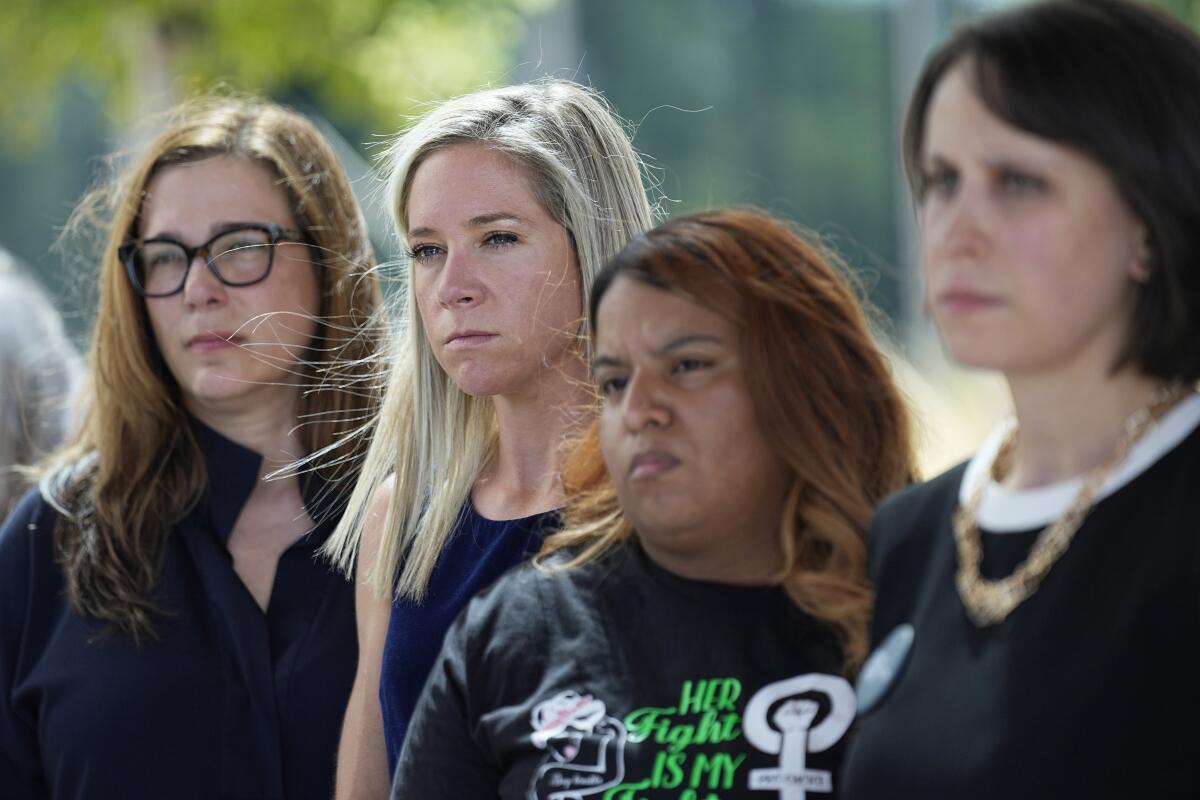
[{"xmin": 953, "ymin": 383, "xmax": 1188, "ymax": 626}]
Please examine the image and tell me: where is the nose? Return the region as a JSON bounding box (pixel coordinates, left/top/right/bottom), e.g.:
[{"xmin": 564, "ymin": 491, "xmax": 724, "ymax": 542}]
[
  {"xmin": 930, "ymin": 178, "xmax": 990, "ymax": 261},
  {"xmin": 621, "ymin": 370, "xmax": 672, "ymax": 432},
  {"xmin": 182, "ymin": 251, "xmax": 227, "ymax": 309},
  {"xmin": 436, "ymin": 247, "xmax": 485, "ymax": 309}
]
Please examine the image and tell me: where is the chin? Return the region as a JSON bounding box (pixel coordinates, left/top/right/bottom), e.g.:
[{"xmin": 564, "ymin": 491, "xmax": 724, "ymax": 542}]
[
  {"xmin": 623, "ymin": 500, "xmax": 696, "ymax": 541},
  {"xmin": 452, "ymin": 376, "xmax": 510, "ymax": 398},
  {"xmin": 185, "ymin": 378, "xmax": 253, "ymax": 406},
  {"xmin": 938, "ymin": 333, "xmax": 1019, "ymax": 373},
  {"xmin": 447, "ymin": 362, "xmax": 530, "ymax": 398},
  {"xmin": 176, "ymin": 362, "xmax": 260, "ymax": 400}
]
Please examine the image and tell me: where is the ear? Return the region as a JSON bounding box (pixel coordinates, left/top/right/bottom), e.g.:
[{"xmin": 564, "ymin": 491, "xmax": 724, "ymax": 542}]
[{"xmin": 1128, "ymin": 226, "xmax": 1152, "ymax": 284}]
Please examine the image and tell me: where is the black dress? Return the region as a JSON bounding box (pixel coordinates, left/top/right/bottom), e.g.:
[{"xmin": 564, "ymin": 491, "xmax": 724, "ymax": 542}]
[
  {"xmin": 0, "ymin": 420, "xmax": 357, "ymax": 800},
  {"xmin": 379, "ymin": 503, "xmax": 556, "ymax": 771},
  {"xmin": 843, "ymin": 394, "xmax": 1200, "ymax": 799},
  {"xmin": 393, "ymin": 539, "xmax": 855, "ymax": 800}
]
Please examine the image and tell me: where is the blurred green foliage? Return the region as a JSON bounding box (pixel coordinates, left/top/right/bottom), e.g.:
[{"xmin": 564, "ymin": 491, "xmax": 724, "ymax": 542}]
[
  {"xmin": 0, "ymin": 0, "xmax": 554, "ymax": 150},
  {"xmin": 581, "ymin": 0, "xmax": 903, "ymax": 319},
  {"xmin": 1152, "ymin": 0, "xmax": 1200, "ymax": 25}
]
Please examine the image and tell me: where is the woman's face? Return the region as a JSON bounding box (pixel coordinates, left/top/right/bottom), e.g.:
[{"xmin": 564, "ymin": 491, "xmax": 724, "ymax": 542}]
[
  {"xmin": 593, "ymin": 276, "xmax": 790, "ymax": 582},
  {"xmin": 918, "ymin": 63, "xmax": 1149, "ymax": 379},
  {"xmin": 406, "ymin": 142, "xmax": 582, "ymax": 398},
  {"xmin": 140, "ymin": 156, "xmax": 320, "ymax": 414}
]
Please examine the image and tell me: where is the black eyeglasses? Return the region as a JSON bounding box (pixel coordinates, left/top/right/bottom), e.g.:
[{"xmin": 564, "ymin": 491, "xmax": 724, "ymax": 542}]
[{"xmin": 119, "ymin": 223, "xmax": 305, "ymax": 298}]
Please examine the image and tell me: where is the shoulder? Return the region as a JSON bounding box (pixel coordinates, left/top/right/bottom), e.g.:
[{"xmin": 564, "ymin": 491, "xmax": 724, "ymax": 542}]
[
  {"xmin": 1164, "ymin": 410, "xmax": 1200, "ymax": 475},
  {"xmin": 862, "ymin": 464, "xmax": 966, "ymax": 645},
  {"xmin": 871, "ymin": 462, "xmax": 967, "ymax": 536},
  {"xmin": 0, "ymin": 487, "xmax": 62, "ymax": 617},
  {"xmin": 359, "ymin": 474, "xmax": 395, "ymax": 568},
  {"xmin": 0, "ymin": 487, "xmax": 58, "ymax": 561},
  {"xmin": 449, "ymin": 551, "xmax": 609, "ymax": 661},
  {"xmin": 867, "ymin": 462, "xmax": 967, "ymax": 582},
  {"xmin": 464, "ymin": 555, "xmax": 592, "ymax": 626}
]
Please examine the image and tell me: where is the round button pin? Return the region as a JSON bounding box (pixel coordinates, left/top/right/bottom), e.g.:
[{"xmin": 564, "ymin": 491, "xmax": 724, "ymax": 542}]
[{"xmin": 854, "ymin": 623, "xmax": 914, "ymax": 716}]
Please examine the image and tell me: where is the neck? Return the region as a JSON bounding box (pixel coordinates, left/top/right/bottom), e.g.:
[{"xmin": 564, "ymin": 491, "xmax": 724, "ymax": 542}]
[
  {"xmin": 640, "ymin": 536, "xmax": 783, "ymax": 586},
  {"xmin": 473, "ymin": 356, "xmax": 590, "ymax": 519},
  {"xmin": 187, "ymin": 389, "xmax": 305, "ymax": 481},
  {"xmin": 636, "ymin": 489, "xmax": 788, "ymax": 587},
  {"xmin": 1003, "ymin": 363, "xmax": 1161, "ymax": 490}
]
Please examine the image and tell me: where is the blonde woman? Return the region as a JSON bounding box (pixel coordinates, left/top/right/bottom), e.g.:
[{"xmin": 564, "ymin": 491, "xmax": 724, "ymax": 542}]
[
  {"xmin": 0, "ymin": 97, "xmax": 383, "ymax": 799},
  {"xmin": 390, "ymin": 209, "xmax": 916, "ymax": 798},
  {"xmin": 326, "ymin": 80, "xmax": 656, "ymax": 797}
]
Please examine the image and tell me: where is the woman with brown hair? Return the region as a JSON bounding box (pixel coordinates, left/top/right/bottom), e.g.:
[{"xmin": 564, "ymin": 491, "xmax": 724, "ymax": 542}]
[
  {"xmin": 0, "ymin": 96, "xmax": 383, "ymax": 799},
  {"xmin": 390, "ymin": 208, "xmax": 915, "ymax": 799},
  {"xmin": 843, "ymin": 1, "xmax": 1200, "ymax": 796}
]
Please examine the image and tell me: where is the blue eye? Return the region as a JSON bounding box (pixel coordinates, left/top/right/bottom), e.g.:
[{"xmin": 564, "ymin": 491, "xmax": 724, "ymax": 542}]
[
  {"xmin": 408, "ymin": 244, "xmax": 443, "ymax": 262},
  {"xmin": 483, "ymin": 232, "xmax": 518, "ymax": 248},
  {"xmin": 998, "ymin": 170, "xmax": 1045, "ymax": 195},
  {"xmin": 920, "ymin": 167, "xmax": 958, "ymax": 199}
]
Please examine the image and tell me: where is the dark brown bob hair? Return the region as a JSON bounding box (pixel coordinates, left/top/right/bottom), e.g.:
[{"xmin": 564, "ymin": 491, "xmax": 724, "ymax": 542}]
[{"xmin": 904, "ymin": 0, "xmax": 1200, "ymax": 382}]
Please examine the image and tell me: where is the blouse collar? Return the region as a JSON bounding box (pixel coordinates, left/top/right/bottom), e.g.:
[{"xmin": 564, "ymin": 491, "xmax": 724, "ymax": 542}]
[
  {"xmin": 190, "ymin": 418, "xmax": 338, "ymax": 543},
  {"xmin": 959, "ymin": 392, "xmax": 1200, "ymax": 533}
]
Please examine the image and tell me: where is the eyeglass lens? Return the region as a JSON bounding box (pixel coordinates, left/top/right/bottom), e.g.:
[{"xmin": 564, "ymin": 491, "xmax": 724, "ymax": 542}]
[{"xmin": 134, "ymin": 228, "xmax": 276, "ymax": 296}]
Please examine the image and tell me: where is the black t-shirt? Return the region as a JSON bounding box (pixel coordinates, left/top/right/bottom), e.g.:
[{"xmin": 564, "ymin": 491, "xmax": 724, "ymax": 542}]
[
  {"xmin": 843, "ymin": 396, "xmax": 1200, "ymax": 798},
  {"xmin": 392, "ymin": 540, "xmax": 856, "ymax": 800}
]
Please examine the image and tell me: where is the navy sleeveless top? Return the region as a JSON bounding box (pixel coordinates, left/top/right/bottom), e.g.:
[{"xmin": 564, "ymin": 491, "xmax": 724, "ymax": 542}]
[{"xmin": 380, "ymin": 502, "xmax": 558, "ymax": 773}]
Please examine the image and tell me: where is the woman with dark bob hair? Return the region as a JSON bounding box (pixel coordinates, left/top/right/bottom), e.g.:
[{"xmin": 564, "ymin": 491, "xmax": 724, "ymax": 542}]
[
  {"xmin": 390, "ymin": 208, "xmax": 915, "ymax": 799},
  {"xmin": 0, "ymin": 97, "xmax": 383, "ymax": 798},
  {"xmin": 844, "ymin": 1, "xmax": 1200, "ymax": 796}
]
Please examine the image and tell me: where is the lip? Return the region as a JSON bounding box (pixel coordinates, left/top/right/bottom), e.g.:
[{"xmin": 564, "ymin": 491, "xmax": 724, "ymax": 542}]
[
  {"xmin": 186, "ymin": 332, "xmax": 240, "ymax": 352},
  {"xmin": 936, "ymin": 289, "xmax": 1003, "ymax": 314},
  {"xmin": 628, "ymin": 449, "xmax": 681, "ymax": 481},
  {"xmin": 444, "ymin": 330, "xmax": 498, "ymax": 349}
]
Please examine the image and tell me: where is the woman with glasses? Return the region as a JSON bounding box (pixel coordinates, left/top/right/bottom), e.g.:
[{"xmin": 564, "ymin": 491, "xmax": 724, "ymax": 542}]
[
  {"xmin": 323, "ymin": 80, "xmax": 656, "ymax": 798},
  {"xmin": 0, "ymin": 96, "xmax": 383, "ymax": 799},
  {"xmin": 843, "ymin": 1, "xmax": 1200, "ymax": 796}
]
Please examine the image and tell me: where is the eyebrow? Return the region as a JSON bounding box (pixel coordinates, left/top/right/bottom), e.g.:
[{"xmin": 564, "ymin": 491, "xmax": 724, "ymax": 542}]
[
  {"xmin": 590, "ymin": 355, "xmax": 622, "ymax": 371},
  {"xmin": 658, "ymin": 333, "xmax": 723, "ymax": 353},
  {"xmin": 590, "ymin": 334, "xmax": 725, "ymax": 371},
  {"xmin": 469, "ymin": 212, "xmax": 526, "ymax": 227},
  {"xmin": 981, "ymin": 155, "xmax": 1052, "ymax": 173},
  {"xmin": 408, "ymin": 212, "xmax": 527, "ymax": 241},
  {"xmin": 141, "ymin": 221, "xmax": 279, "ymax": 242},
  {"xmin": 923, "ymin": 150, "xmax": 1051, "ymax": 173},
  {"xmin": 919, "ymin": 150, "xmax": 955, "ymax": 169}
]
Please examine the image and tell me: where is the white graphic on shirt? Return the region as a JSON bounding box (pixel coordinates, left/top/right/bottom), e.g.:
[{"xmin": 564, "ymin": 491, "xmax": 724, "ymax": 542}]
[
  {"xmin": 743, "ymin": 674, "xmax": 856, "ymax": 800},
  {"xmin": 527, "ymin": 690, "xmax": 628, "ymax": 800}
]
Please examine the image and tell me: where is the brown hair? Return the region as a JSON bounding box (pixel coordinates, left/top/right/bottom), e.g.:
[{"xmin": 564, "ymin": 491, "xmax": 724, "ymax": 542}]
[
  {"xmin": 41, "ymin": 95, "xmax": 384, "ymax": 641},
  {"xmin": 903, "ymin": 0, "xmax": 1200, "ymax": 381},
  {"xmin": 540, "ymin": 208, "xmax": 916, "ymax": 672}
]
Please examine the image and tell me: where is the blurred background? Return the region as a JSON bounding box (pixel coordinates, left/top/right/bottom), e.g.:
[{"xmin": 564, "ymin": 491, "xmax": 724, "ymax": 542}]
[{"xmin": 3, "ymin": 0, "xmax": 1197, "ymax": 473}]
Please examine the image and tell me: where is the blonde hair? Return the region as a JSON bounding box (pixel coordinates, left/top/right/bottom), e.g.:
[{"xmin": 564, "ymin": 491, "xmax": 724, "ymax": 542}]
[
  {"xmin": 325, "ymin": 80, "xmax": 656, "ymax": 599},
  {"xmin": 42, "ymin": 95, "xmax": 384, "ymax": 641},
  {"xmin": 539, "ymin": 210, "xmax": 917, "ymax": 673}
]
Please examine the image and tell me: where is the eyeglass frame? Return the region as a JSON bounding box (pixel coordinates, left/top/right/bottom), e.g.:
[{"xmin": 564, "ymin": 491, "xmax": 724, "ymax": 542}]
[{"xmin": 118, "ymin": 222, "xmax": 307, "ymax": 298}]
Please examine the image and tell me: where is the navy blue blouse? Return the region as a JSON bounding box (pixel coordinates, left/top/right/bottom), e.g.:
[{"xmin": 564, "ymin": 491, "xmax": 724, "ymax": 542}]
[
  {"xmin": 380, "ymin": 504, "xmax": 557, "ymax": 774},
  {"xmin": 0, "ymin": 421, "xmax": 357, "ymax": 800}
]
